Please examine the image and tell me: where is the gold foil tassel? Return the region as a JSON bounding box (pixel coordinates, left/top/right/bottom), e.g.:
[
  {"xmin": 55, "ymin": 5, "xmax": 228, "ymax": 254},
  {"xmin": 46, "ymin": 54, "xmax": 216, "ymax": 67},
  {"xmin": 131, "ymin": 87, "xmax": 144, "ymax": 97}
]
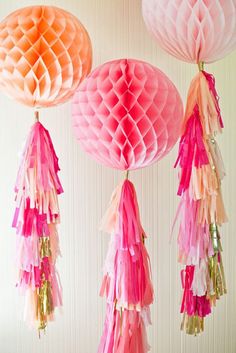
[
  {"xmin": 181, "ymin": 314, "xmax": 204, "ymax": 336},
  {"xmin": 40, "ymin": 237, "xmax": 51, "ymax": 258},
  {"xmin": 208, "ymin": 223, "xmax": 227, "ymax": 302},
  {"xmin": 37, "ymin": 278, "xmax": 54, "ymax": 332},
  {"xmin": 219, "ymin": 255, "xmax": 227, "ymax": 295},
  {"xmin": 210, "ymin": 223, "xmax": 222, "ymax": 253}
]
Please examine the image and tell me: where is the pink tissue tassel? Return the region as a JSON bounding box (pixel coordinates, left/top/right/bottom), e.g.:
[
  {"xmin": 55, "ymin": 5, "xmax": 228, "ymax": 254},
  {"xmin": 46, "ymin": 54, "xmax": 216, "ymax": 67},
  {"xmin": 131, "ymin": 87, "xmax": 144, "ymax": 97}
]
[
  {"xmin": 12, "ymin": 121, "xmax": 63, "ymax": 332},
  {"xmin": 174, "ymin": 67, "xmax": 227, "ymax": 335},
  {"xmin": 98, "ymin": 179, "xmax": 154, "ymax": 353}
]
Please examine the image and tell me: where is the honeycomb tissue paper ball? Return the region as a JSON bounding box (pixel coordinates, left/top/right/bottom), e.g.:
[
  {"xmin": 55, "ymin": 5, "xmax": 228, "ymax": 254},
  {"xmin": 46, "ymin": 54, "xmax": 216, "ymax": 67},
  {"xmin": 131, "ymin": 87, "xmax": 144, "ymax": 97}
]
[
  {"xmin": 142, "ymin": 0, "xmax": 236, "ymax": 64},
  {"xmin": 0, "ymin": 6, "xmax": 92, "ymax": 107},
  {"xmin": 72, "ymin": 59, "xmax": 183, "ymax": 171}
]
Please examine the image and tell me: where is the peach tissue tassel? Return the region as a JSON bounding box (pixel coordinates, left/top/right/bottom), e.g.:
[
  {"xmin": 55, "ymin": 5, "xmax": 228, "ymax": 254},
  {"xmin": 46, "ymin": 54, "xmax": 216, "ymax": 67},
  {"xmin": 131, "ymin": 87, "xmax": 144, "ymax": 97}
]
[
  {"xmin": 98, "ymin": 178, "xmax": 154, "ymax": 353},
  {"xmin": 12, "ymin": 114, "xmax": 63, "ymax": 334},
  {"xmin": 174, "ymin": 63, "xmax": 227, "ymax": 335}
]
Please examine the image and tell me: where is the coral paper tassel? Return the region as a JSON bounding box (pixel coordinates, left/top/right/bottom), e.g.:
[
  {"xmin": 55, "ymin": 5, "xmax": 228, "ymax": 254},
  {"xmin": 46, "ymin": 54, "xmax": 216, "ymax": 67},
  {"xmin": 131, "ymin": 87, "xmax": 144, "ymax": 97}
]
[
  {"xmin": 98, "ymin": 179, "xmax": 153, "ymax": 352},
  {"xmin": 175, "ymin": 67, "xmax": 227, "ymax": 335},
  {"xmin": 13, "ymin": 121, "xmax": 63, "ymax": 332}
]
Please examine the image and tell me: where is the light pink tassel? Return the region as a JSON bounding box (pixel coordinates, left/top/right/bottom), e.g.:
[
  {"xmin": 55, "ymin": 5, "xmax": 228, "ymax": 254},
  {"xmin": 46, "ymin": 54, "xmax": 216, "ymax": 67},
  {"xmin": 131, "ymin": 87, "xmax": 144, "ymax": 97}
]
[{"xmin": 13, "ymin": 121, "xmax": 63, "ymax": 332}]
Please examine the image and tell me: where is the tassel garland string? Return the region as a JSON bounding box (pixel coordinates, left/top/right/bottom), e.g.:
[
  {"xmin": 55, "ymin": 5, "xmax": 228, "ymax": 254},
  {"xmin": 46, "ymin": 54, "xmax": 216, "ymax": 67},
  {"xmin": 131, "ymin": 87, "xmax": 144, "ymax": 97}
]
[
  {"xmin": 98, "ymin": 178, "xmax": 153, "ymax": 352},
  {"xmin": 175, "ymin": 66, "xmax": 227, "ymax": 335},
  {"xmin": 13, "ymin": 118, "xmax": 63, "ymax": 332}
]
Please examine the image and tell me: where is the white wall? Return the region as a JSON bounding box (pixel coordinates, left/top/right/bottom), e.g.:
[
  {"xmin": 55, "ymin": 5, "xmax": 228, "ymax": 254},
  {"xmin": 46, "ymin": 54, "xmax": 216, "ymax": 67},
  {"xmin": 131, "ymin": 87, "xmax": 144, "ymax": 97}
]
[{"xmin": 0, "ymin": 1, "xmax": 235, "ymax": 353}]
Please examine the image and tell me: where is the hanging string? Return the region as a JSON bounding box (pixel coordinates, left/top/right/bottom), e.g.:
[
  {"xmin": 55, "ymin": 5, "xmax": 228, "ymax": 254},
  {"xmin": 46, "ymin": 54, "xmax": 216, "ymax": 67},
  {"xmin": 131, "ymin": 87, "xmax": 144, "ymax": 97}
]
[
  {"xmin": 198, "ymin": 61, "xmax": 204, "ymax": 72},
  {"xmin": 35, "ymin": 110, "xmax": 39, "ymax": 122}
]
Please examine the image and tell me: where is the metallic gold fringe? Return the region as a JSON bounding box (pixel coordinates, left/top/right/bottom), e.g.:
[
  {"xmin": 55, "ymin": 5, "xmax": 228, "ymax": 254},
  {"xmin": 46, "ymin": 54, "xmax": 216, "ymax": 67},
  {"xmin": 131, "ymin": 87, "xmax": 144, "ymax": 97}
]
[
  {"xmin": 210, "ymin": 223, "xmax": 222, "ymax": 253},
  {"xmin": 39, "ymin": 237, "xmax": 51, "ymax": 258},
  {"xmin": 208, "ymin": 223, "xmax": 227, "ymax": 304},
  {"xmin": 208, "ymin": 254, "xmax": 227, "ymax": 303},
  {"xmin": 181, "ymin": 313, "xmax": 204, "ymax": 335},
  {"xmin": 37, "ymin": 278, "xmax": 54, "ymax": 331}
]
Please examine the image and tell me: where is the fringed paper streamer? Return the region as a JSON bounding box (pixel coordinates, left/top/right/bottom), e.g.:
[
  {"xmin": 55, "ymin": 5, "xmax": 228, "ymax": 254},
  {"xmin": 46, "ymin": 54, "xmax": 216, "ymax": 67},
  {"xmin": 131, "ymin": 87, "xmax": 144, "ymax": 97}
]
[
  {"xmin": 98, "ymin": 304, "xmax": 151, "ymax": 353},
  {"xmin": 180, "ymin": 265, "xmax": 211, "ymax": 335},
  {"xmin": 175, "ymin": 64, "xmax": 227, "ymax": 335},
  {"xmin": 98, "ymin": 178, "xmax": 153, "ymax": 352},
  {"xmin": 13, "ymin": 119, "xmax": 63, "ymax": 333}
]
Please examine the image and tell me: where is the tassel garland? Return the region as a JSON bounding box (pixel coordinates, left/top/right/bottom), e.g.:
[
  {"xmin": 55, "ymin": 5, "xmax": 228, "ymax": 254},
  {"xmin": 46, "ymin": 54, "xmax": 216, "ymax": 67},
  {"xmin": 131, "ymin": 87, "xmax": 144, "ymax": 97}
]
[
  {"xmin": 175, "ymin": 66, "xmax": 227, "ymax": 335},
  {"xmin": 13, "ymin": 121, "xmax": 63, "ymax": 333},
  {"xmin": 98, "ymin": 179, "xmax": 153, "ymax": 352}
]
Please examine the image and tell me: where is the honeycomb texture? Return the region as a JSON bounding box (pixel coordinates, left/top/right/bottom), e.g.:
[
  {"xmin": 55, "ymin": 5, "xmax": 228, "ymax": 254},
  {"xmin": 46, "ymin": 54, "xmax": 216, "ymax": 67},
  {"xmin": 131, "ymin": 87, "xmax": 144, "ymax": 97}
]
[
  {"xmin": 72, "ymin": 59, "xmax": 183, "ymax": 171},
  {"xmin": 142, "ymin": 0, "xmax": 236, "ymax": 64},
  {"xmin": 0, "ymin": 6, "xmax": 92, "ymax": 107}
]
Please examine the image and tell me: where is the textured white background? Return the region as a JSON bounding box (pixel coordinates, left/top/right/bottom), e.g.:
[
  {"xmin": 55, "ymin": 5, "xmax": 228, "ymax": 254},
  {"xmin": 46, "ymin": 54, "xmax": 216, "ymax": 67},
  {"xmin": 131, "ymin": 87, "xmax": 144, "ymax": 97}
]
[{"xmin": 0, "ymin": 1, "xmax": 235, "ymax": 353}]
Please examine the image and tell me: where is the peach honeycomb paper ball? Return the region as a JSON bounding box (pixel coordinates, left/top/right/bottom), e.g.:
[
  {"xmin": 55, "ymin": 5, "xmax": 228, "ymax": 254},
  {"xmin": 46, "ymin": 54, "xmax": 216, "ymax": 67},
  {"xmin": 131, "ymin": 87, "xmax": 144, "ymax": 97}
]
[
  {"xmin": 72, "ymin": 59, "xmax": 183, "ymax": 171},
  {"xmin": 142, "ymin": 0, "xmax": 236, "ymax": 64},
  {"xmin": 0, "ymin": 6, "xmax": 92, "ymax": 107}
]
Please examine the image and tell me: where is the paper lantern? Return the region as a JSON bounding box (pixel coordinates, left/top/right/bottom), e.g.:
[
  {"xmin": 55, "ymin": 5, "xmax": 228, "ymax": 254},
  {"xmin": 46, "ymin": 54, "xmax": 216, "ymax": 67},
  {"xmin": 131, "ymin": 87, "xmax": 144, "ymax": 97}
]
[
  {"xmin": 72, "ymin": 58, "xmax": 183, "ymax": 352},
  {"xmin": 0, "ymin": 5, "xmax": 92, "ymax": 333},
  {"xmin": 142, "ymin": 0, "xmax": 236, "ymax": 63},
  {"xmin": 72, "ymin": 58, "xmax": 183, "ymax": 170},
  {"xmin": 142, "ymin": 0, "xmax": 231, "ymax": 335},
  {"xmin": 0, "ymin": 5, "xmax": 92, "ymax": 107}
]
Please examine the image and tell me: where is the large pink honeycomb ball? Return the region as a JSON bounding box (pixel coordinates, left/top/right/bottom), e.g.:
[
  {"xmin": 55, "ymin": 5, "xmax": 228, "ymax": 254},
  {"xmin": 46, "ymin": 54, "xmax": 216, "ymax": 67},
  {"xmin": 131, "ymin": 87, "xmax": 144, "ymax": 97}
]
[
  {"xmin": 72, "ymin": 59, "xmax": 183, "ymax": 171},
  {"xmin": 142, "ymin": 0, "xmax": 236, "ymax": 64}
]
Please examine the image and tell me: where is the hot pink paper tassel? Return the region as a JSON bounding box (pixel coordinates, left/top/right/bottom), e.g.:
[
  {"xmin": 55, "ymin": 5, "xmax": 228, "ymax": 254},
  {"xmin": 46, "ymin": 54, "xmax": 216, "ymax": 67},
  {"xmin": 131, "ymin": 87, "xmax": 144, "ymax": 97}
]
[
  {"xmin": 175, "ymin": 105, "xmax": 209, "ymax": 196},
  {"xmin": 202, "ymin": 71, "xmax": 223, "ymax": 129},
  {"xmin": 98, "ymin": 304, "xmax": 150, "ymax": 353},
  {"xmin": 175, "ymin": 68, "xmax": 227, "ymax": 335},
  {"xmin": 180, "ymin": 265, "xmax": 211, "ymax": 335},
  {"xmin": 13, "ymin": 121, "xmax": 63, "ymax": 332},
  {"xmin": 98, "ymin": 179, "xmax": 153, "ymax": 352}
]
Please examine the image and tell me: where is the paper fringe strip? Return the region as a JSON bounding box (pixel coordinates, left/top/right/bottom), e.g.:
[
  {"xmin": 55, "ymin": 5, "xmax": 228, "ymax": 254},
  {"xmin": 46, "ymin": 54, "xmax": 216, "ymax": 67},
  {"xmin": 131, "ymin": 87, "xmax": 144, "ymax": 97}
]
[
  {"xmin": 175, "ymin": 69, "xmax": 227, "ymax": 335},
  {"xmin": 98, "ymin": 179, "xmax": 153, "ymax": 353},
  {"xmin": 12, "ymin": 121, "xmax": 63, "ymax": 332}
]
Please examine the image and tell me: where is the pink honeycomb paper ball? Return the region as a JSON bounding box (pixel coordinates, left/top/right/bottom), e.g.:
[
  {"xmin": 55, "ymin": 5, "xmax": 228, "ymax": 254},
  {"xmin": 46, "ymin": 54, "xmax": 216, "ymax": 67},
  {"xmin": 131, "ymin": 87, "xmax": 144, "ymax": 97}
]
[
  {"xmin": 72, "ymin": 59, "xmax": 183, "ymax": 171},
  {"xmin": 142, "ymin": 0, "xmax": 236, "ymax": 64}
]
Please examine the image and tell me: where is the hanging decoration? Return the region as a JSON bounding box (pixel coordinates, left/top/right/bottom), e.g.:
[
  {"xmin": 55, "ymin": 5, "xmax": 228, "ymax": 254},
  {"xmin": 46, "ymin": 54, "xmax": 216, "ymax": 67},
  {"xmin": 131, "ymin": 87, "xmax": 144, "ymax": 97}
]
[
  {"xmin": 13, "ymin": 117, "xmax": 63, "ymax": 331},
  {"xmin": 142, "ymin": 0, "xmax": 236, "ymax": 335},
  {"xmin": 98, "ymin": 179, "xmax": 153, "ymax": 353},
  {"xmin": 142, "ymin": 0, "xmax": 236, "ymax": 64},
  {"xmin": 0, "ymin": 5, "xmax": 92, "ymax": 333},
  {"xmin": 72, "ymin": 58, "xmax": 183, "ymax": 352},
  {"xmin": 72, "ymin": 59, "xmax": 183, "ymax": 170},
  {"xmin": 0, "ymin": 5, "xmax": 92, "ymax": 107},
  {"xmin": 175, "ymin": 69, "xmax": 227, "ymax": 334}
]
